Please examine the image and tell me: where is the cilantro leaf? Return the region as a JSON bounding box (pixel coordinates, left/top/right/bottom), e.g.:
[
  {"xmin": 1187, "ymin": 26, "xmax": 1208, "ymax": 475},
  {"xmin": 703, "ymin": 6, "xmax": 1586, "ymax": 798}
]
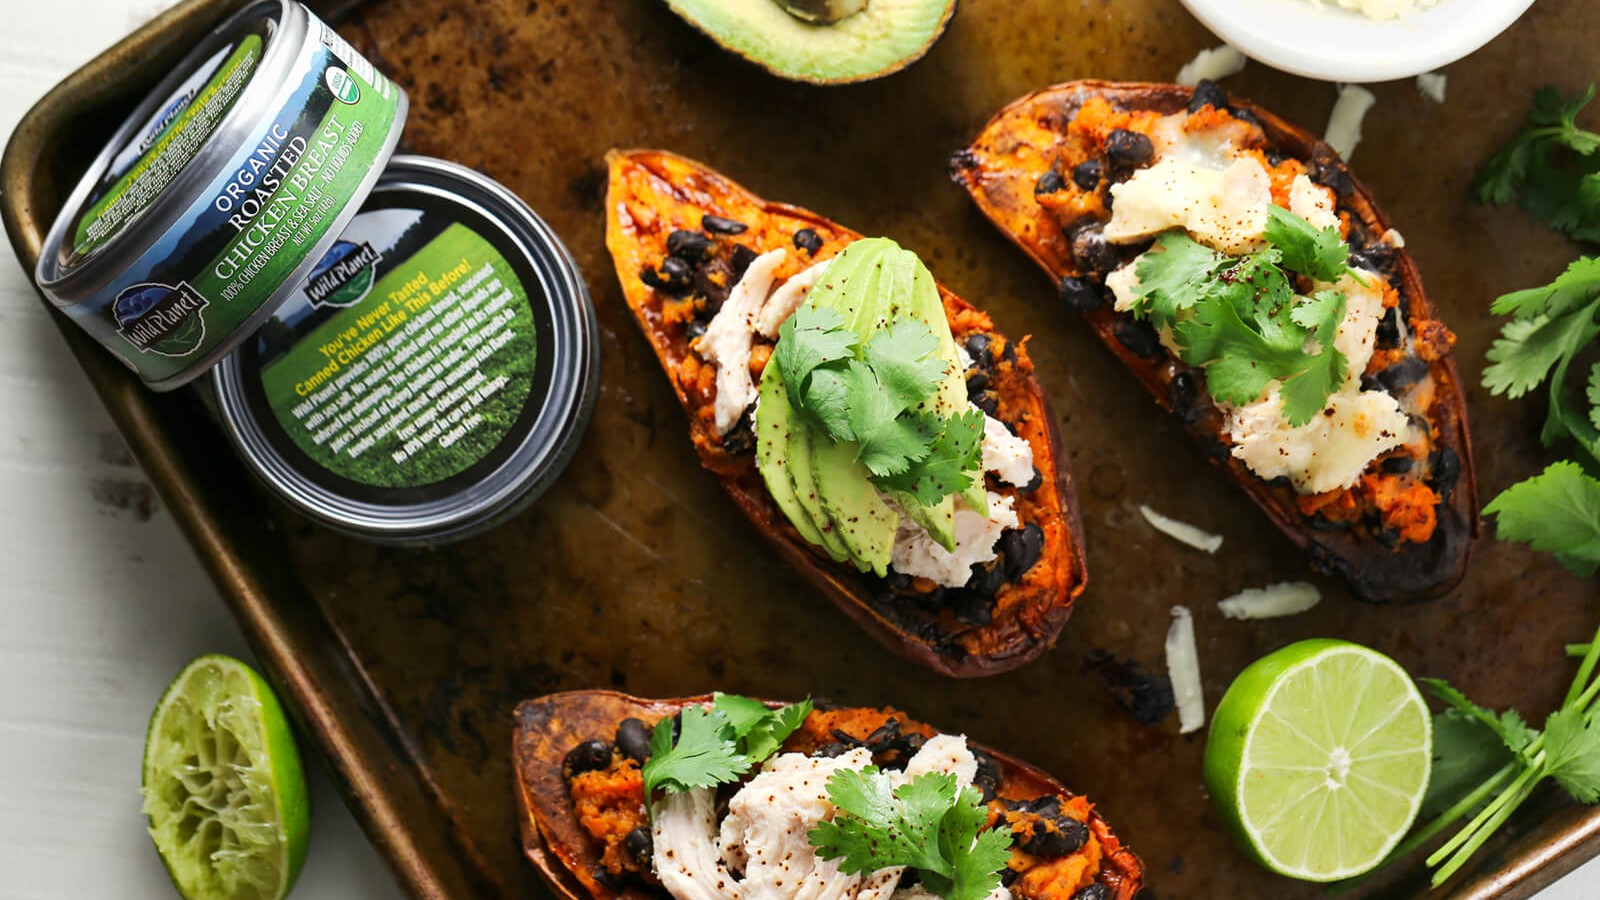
[
  {"xmin": 1484, "ymin": 461, "xmax": 1600, "ymax": 577},
  {"xmin": 1424, "ymin": 678, "xmax": 1539, "ymax": 755},
  {"xmin": 803, "ymin": 367, "xmax": 855, "ymax": 442},
  {"xmin": 1265, "ymin": 205, "xmax": 1354, "ymax": 282},
  {"xmin": 739, "ymin": 698, "xmax": 814, "ymax": 764},
  {"xmin": 1483, "ymin": 314, "xmax": 1585, "ymax": 399},
  {"xmin": 776, "ymin": 305, "xmax": 859, "ymax": 403},
  {"xmin": 1543, "ymin": 706, "xmax": 1600, "ymax": 803},
  {"xmin": 1588, "ymin": 362, "xmax": 1600, "ymax": 433},
  {"xmin": 1488, "ymin": 256, "xmax": 1600, "ymax": 320},
  {"xmin": 711, "ymin": 693, "xmax": 775, "ymax": 739},
  {"xmin": 1475, "ymin": 85, "xmax": 1600, "ymax": 243},
  {"xmin": 1173, "ymin": 293, "xmax": 1309, "ymax": 407},
  {"xmin": 1131, "ymin": 233, "xmax": 1228, "ymax": 323},
  {"xmin": 875, "ymin": 409, "xmax": 985, "ymax": 506},
  {"xmin": 809, "ymin": 769, "xmax": 1014, "ymax": 900},
  {"xmin": 843, "ymin": 361, "xmax": 936, "ymax": 477},
  {"xmin": 863, "ymin": 320, "xmax": 946, "ymax": 412},
  {"xmin": 1422, "ymin": 710, "xmax": 1519, "ymax": 820},
  {"xmin": 641, "ymin": 706, "xmax": 750, "ymax": 801}
]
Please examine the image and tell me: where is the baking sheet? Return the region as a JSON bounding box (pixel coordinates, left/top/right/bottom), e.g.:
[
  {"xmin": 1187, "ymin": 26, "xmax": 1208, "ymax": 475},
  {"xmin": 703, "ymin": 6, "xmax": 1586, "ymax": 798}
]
[{"xmin": 5, "ymin": 0, "xmax": 1600, "ymax": 896}]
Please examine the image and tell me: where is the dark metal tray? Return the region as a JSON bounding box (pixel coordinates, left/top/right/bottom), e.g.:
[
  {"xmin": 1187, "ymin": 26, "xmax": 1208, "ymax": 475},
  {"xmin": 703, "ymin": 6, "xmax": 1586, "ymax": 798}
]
[{"xmin": 6, "ymin": 0, "xmax": 1600, "ymax": 896}]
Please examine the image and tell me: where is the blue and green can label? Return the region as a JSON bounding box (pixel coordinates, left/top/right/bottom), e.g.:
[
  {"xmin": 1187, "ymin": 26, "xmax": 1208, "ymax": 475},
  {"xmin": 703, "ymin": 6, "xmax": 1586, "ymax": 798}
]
[{"xmin": 60, "ymin": 14, "xmax": 404, "ymax": 387}]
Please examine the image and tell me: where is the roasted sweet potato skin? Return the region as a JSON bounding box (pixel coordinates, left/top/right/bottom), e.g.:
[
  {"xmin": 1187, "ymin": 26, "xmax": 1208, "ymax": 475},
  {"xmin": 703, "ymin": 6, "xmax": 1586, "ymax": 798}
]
[
  {"xmin": 951, "ymin": 81, "xmax": 1477, "ymax": 603},
  {"xmin": 513, "ymin": 692, "xmax": 1144, "ymax": 900},
  {"xmin": 605, "ymin": 149, "xmax": 1087, "ymax": 675}
]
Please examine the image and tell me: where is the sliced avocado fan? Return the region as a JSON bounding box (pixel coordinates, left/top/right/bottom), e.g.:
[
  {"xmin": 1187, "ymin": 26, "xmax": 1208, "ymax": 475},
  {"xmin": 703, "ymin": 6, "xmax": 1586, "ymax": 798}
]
[
  {"xmin": 755, "ymin": 237, "xmax": 980, "ymax": 573},
  {"xmin": 662, "ymin": 0, "xmax": 958, "ymax": 85}
]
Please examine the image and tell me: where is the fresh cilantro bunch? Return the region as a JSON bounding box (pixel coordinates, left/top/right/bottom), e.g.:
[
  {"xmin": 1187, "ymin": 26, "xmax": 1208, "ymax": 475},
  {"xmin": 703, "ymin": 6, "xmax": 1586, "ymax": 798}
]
[
  {"xmin": 1475, "ymin": 85, "xmax": 1600, "ymax": 244},
  {"xmin": 640, "ymin": 694, "xmax": 812, "ymax": 804},
  {"xmin": 1479, "ymin": 254, "xmax": 1600, "ymax": 576},
  {"xmin": 1127, "ymin": 205, "xmax": 1361, "ymax": 426},
  {"xmin": 1365, "ymin": 622, "xmax": 1600, "ymax": 887},
  {"xmin": 776, "ymin": 305, "xmax": 984, "ymax": 505},
  {"xmin": 809, "ymin": 767, "xmax": 1013, "ymax": 900}
]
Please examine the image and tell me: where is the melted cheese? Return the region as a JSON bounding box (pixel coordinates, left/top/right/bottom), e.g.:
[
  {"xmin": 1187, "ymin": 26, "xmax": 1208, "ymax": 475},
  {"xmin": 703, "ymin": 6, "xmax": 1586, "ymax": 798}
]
[
  {"xmin": 1104, "ymin": 155, "xmax": 1273, "ymax": 255},
  {"xmin": 1225, "ymin": 385, "xmax": 1409, "ymax": 494},
  {"xmin": 1288, "ymin": 174, "xmax": 1340, "ymax": 232}
]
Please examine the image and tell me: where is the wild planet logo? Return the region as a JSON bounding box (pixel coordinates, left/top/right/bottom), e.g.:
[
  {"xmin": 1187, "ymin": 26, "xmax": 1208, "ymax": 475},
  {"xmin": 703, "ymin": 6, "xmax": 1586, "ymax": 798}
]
[
  {"xmin": 113, "ymin": 282, "xmax": 209, "ymax": 357},
  {"xmin": 304, "ymin": 240, "xmax": 382, "ymax": 308}
]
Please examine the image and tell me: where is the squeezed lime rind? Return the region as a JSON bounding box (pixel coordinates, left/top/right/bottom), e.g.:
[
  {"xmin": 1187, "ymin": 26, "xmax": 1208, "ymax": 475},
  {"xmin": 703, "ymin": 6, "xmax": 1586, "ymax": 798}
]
[{"xmin": 142, "ymin": 654, "xmax": 310, "ymax": 900}]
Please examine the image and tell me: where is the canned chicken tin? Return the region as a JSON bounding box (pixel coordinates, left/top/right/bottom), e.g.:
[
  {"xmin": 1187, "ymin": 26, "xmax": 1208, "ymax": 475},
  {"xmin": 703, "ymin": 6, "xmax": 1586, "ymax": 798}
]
[
  {"xmin": 210, "ymin": 156, "xmax": 599, "ymax": 544},
  {"xmin": 35, "ymin": 0, "xmax": 406, "ymax": 389}
]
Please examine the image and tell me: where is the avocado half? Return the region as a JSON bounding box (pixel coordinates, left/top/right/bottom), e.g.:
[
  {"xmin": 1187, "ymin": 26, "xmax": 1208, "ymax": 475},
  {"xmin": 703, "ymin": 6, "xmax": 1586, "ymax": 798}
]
[{"xmin": 663, "ymin": 0, "xmax": 958, "ymax": 85}]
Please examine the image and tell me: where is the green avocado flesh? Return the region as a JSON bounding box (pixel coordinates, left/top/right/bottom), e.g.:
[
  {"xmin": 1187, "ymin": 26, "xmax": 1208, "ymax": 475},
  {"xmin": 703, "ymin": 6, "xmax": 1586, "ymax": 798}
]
[
  {"xmin": 754, "ymin": 237, "xmax": 977, "ymax": 571},
  {"xmin": 662, "ymin": 0, "xmax": 958, "ymax": 84}
]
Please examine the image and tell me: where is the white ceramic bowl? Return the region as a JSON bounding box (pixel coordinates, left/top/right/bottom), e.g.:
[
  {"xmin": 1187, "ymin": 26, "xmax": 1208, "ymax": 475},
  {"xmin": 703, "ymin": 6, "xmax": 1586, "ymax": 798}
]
[{"xmin": 1178, "ymin": 0, "xmax": 1538, "ymax": 83}]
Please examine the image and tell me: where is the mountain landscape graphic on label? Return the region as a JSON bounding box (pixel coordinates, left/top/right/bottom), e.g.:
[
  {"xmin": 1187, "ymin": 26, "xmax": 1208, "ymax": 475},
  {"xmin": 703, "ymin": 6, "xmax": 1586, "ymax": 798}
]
[
  {"xmin": 303, "ymin": 239, "xmax": 381, "ymax": 308},
  {"xmin": 112, "ymin": 282, "xmax": 208, "ymax": 357}
]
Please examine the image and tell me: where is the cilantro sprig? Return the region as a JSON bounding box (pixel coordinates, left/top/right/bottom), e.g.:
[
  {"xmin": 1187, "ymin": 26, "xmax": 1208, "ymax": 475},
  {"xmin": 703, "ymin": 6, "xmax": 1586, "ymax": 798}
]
[
  {"xmin": 808, "ymin": 767, "xmax": 1013, "ymax": 900},
  {"xmin": 1478, "ymin": 242, "xmax": 1600, "ymax": 575},
  {"xmin": 775, "ymin": 306, "xmax": 983, "ymax": 505},
  {"xmin": 1475, "ymin": 85, "xmax": 1600, "ymax": 244},
  {"xmin": 1126, "ymin": 206, "xmax": 1361, "ymax": 426},
  {"xmin": 1357, "ymin": 622, "xmax": 1600, "ymax": 887},
  {"xmin": 640, "ymin": 694, "xmax": 813, "ymax": 805}
]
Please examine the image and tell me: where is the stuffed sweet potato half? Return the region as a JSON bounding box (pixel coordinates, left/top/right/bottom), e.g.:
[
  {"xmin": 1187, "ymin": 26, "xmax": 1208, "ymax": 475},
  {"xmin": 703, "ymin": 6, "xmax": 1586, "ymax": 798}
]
[
  {"xmin": 605, "ymin": 150, "xmax": 1086, "ymax": 676},
  {"xmin": 951, "ymin": 81, "xmax": 1477, "ymax": 603},
  {"xmin": 514, "ymin": 691, "xmax": 1144, "ymax": 900}
]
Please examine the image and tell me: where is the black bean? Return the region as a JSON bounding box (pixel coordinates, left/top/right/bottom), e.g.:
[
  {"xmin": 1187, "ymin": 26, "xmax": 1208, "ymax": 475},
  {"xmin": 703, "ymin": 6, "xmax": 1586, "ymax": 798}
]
[
  {"xmin": 1002, "ymin": 339, "xmax": 1018, "ymax": 364},
  {"xmin": 1072, "ymin": 159, "xmax": 1103, "ymax": 191},
  {"xmin": 972, "ymin": 748, "xmax": 1003, "ymax": 802},
  {"xmin": 564, "ymin": 740, "xmax": 612, "ymax": 776},
  {"xmin": 1381, "ymin": 455, "xmax": 1414, "ymax": 474},
  {"xmin": 685, "ymin": 319, "xmax": 707, "ymax": 340},
  {"xmin": 1070, "ymin": 224, "xmax": 1124, "ymax": 275},
  {"xmin": 1026, "ymin": 795, "xmax": 1062, "ymax": 816},
  {"xmin": 616, "ymin": 718, "xmax": 652, "ymax": 762},
  {"xmin": 950, "ymin": 590, "xmax": 995, "ymax": 626},
  {"xmin": 1002, "ymin": 524, "xmax": 1045, "ymax": 580},
  {"xmin": 866, "ymin": 719, "xmax": 902, "ymax": 749},
  {"xmin": 1000, "ymin": 868, "xmax": 1020, "ymax": 888},
  {"xmin": 1035, "ymin": 170, "xmax": 1066, "ymax": 195},
  {"xmin": 593, "ymin": 867, "xmax": 623, "ymax": 891},
  {"xmin": 702, "ymin": 214, "xmax": 747, "ymax": 235},
  {"xmin": 793, "ymin": 228, "xmax": 824, "ymax": 254},
  {"xmin": 813, "ymin": 742, "xmax": 850, "ymax": 758},
  {"xmin": 1375, "ymin": 305, "xmax": 1402, "ymax": 349},
  {"xmin": 1105, "ymin": 129, "xmax": 1154, "ymax": 168},
  {"xmin": 974, "ymin": 390, "xmax": 1000, "ymax": 417},
  {"xmin": 1188, "ymin": 79, "xmax": 1228, "ymax": 113},
  {"xmin": 1169, "ymin": 371, "xmax": 1206, "ymax": 425},
  {"xmin": 1024, "ymin": 816, "xmax": 1088, "ymax": 858},
  {"xmin": 1231, "ymin": 107, "xmax": 1263, "ymax": 129},
  {"xmin": 730, "ymin": 244, "xmax": 758, "ymax": 280},
  {"xmin": 624, "ymin": 827, "xmax": 653, "ymax": 868},
  {"xmin": 1375, "ymin": 356, "xmax": 1428, "ymax": 392},
  {"xmin": 1112, "ymin": 317, "xmax": 1164, "ymax": 359},
  {"xmin": 1059, "ymin": 275, "xmax": 1106, "ymax": 312},
  {"xmin": 897, "ymin": 732, "xmax": 925, "ymax": 755},
  {"xmin": 1071, "ymin": 885, "xmax": 1110, "ymax": 900},
  {"xmin": 910, "ymin": 586, "xmax": 947, "ymax": 611},
  {"xmin": 887, "ymin": 570, "xmax": 914, "ymax": 591},
  {"xmin": 968, "ymin": 558, "xmax": 1007, "ymax": 597},
  {"xmin": 667, "ymin": 229, "xmax": 712, "ymax": 261},
  {"xmin": 1019, "ymin": 468, "xmax": 1043, "ymax": 494},
  {"xmin": 693, "ymin": 260, "xmax": 732, "ymax": 309},
  {"xmin": 660, "ymin": 256, "xmax": 693, "ymax": 288},
  {"xmin": 1349, "ymin": 245, "xmax": 1396, "ymax": 276},
  {"xmin": 1313, "ymin": 158, "xmax": 1354, "ymax": 197},
  {"xmin": 1430, "ymin": 445, "xmax": 1462, "ymax": 501},
  {"xmin": 639, "ymin": 265, "xmax": 678, "ymax": 294},
  {"xmin": 966, "ymin": 369, "xmax": 990, "ymax": 394},
  {"xmin": 965, "ymin": 333, "xmax": 994, "ymax": 367},
  {"xmin": 722, "ymin": 419, "xmax": 756, "ymax": 455}
]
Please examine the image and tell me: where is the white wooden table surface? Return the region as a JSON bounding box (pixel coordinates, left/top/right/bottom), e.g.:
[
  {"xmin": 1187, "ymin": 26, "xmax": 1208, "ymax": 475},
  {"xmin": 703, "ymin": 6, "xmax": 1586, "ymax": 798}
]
[{"xmin": 0, "ymin": 2, "xmax": 1595, "ymax": 899}]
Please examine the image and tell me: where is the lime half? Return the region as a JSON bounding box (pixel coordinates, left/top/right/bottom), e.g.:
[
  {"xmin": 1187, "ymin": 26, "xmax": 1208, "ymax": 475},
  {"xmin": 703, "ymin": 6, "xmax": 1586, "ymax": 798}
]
[
  {"xmin": 1204, "ymin": 639, "xmax": 1431, "ymax": 882},
  {"xmin": 142, "ymin": 654, "xmax": 311, "ymax": 900}
]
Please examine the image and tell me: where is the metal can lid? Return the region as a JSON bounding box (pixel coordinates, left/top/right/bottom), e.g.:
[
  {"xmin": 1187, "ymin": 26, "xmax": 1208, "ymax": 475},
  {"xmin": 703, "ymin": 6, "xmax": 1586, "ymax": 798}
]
[{"xmin": 211, "ymin": 155, "xmax": 599, "ymax": 544}]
